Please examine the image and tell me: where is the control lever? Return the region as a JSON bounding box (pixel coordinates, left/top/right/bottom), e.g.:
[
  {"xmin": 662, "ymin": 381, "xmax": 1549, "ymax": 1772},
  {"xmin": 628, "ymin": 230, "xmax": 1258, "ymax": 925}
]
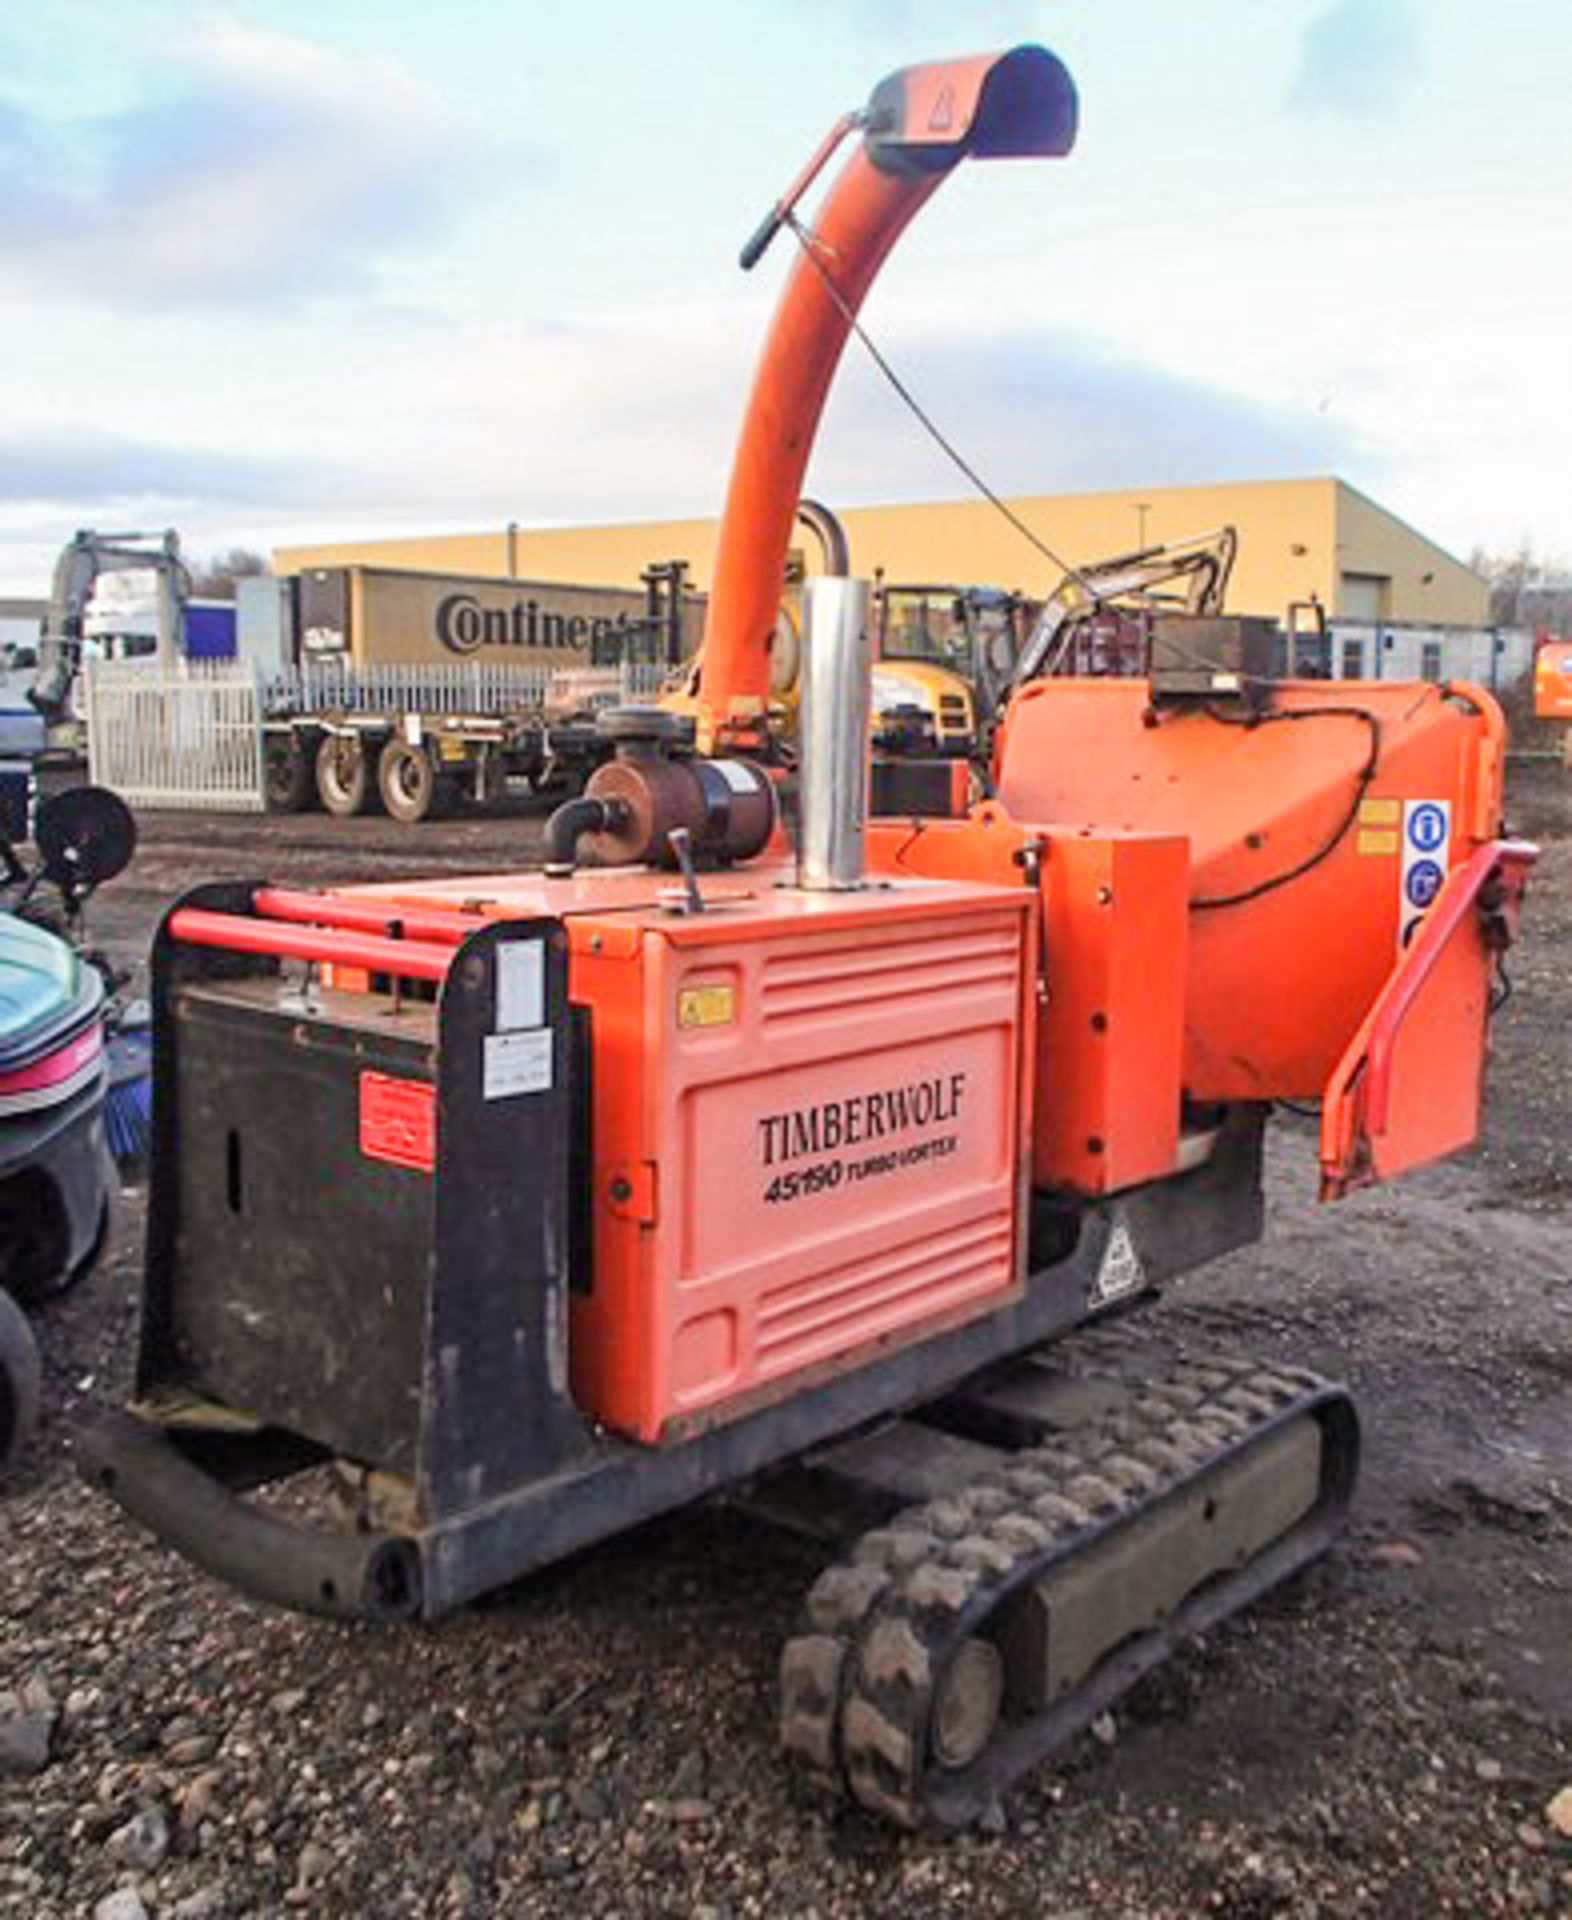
[{"xmin": 666, "ymin": 828, "xmax": 705, "ymax": 915}]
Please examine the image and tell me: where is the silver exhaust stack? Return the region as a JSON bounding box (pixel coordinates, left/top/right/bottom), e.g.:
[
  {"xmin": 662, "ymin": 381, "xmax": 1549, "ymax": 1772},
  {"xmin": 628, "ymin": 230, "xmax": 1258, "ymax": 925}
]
[{"xmin": 797, "ymin": 574, "xmax": 871, "ymax": 891}]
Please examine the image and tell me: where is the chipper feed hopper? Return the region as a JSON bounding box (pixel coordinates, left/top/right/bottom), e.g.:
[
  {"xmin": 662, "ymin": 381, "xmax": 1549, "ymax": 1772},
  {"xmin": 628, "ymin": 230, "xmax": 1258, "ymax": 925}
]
[{"xmin": 81, "ymin": 48, "xmax": 1535, "ymax": 1828}]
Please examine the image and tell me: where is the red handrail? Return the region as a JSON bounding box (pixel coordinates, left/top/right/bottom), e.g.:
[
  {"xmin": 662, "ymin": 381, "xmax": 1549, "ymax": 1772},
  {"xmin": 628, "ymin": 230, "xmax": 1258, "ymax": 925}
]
[
  {"xmin": 168, "ymin": 908, "xmax": 453, "ymax": 983},
  {"xmin": 252, "ymin": 887, "xmax": 489, "ymax": 946}
]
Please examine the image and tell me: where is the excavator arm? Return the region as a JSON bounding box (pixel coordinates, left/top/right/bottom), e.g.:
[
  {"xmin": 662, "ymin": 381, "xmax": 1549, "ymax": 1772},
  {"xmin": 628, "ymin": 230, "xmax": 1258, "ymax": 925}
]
[
  {"xmin": 31, "ymin": 528, "xmax": 190, "ymax": 718},
  {"xmin": 1013, "ymin": 526, "xmax": 1239, "ymax": 683}
]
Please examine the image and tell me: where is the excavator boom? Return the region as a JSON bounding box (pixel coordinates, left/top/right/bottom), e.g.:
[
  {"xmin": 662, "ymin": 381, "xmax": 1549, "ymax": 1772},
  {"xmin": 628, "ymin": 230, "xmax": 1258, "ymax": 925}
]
[
  {"xmin": 1014, "ymin": 526, "xmax": 1239, "ymax": 683},
  {"xmin": 31, "ymin": 527, "xmax": 189, "ymax": 720}
]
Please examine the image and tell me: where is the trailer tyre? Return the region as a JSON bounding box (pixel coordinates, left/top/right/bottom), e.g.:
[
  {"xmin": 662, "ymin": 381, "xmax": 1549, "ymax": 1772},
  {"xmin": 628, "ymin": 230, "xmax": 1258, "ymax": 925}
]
[
  {"xmin": 0, "ymin": 1289, "xmax": 41, "ymax": 1476},
  {"xmin": 264, "ymin": 738, "xmax": 316, "ymax": 813},
  {"xmin": 316, "ymin": 734, "xmax": 376, "ymax": 816},
  {"xmin": 378, "ymin": 738, "xmax": 448, "ymax": 824}
]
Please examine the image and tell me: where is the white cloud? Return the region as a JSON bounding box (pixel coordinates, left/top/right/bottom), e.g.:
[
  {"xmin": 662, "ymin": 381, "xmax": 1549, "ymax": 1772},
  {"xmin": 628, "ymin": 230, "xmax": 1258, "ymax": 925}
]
[
  {"xmin": 1291, "ymin": 0, "xmax": 1423, "ymax": 117},
  {"xmin": 0, "ymin": 14, "xmax": 479, "ymax": 306},
  {"xmin": 0, "ymin": 428, "xmax": 324, "ymax": 510},
  {"xmin": 0, "ymin": 284, "xmax": 1373, "ymax": 593}
]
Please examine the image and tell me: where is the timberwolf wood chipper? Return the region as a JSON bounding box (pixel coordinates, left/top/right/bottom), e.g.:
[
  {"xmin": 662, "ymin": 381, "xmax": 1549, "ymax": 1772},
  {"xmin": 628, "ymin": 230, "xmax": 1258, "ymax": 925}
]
[{"xmin": 81, "ymin": 47, "xmax": 1535, "ymax": 1828}]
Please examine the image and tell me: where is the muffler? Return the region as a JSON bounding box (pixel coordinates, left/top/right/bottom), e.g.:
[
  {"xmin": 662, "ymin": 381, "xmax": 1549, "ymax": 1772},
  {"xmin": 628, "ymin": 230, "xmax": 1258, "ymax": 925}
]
[{"xmin": 797, "ymin": 573, "xmax": 872, "ymax": 890}]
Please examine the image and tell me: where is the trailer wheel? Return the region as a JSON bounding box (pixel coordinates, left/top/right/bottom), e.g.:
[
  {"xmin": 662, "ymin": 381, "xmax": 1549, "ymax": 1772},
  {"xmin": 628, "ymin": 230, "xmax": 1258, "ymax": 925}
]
[
  {"xmin": 316, "ymin": 734, "xmax": 375, "ymax": 816},
  {"xmin": 0, "ymin": 1290, "xmax": 41, "ymax": 1476},
  {"xmin": 378, "ymin": 738, "xmax": 449, "ymax": 824},
  {"xmin": 264, "ymin": 737, "xmax": 316, "ymax": 813}
]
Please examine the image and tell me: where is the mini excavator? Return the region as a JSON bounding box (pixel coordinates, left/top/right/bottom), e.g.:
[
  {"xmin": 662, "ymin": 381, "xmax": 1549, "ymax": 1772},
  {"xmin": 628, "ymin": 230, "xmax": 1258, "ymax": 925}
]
[{"xmin": 82, "ymin": 48, "xmax": 1534, "ymax": 1827}]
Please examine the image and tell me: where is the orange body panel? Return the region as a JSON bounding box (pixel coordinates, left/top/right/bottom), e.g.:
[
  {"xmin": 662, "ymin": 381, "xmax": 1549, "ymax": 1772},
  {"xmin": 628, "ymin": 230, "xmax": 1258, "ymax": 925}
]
[
  {"xmin": 1028, "ymin": 834, "xmax": 1187, "ymax": 1192},
  {"xmin": 868, "ymin": 674, "xmax": 1510, "ymax": 1193},
  {"xmin": 866, "ymin": 817, "xmax": 1188, "ymax": 1193},
  {"xmin": 1320, "ymin": 841, "xmax": 1534, "ymax": 1195},
  {"xmin": 347, "ymin": 675, "xmax": 1512, "ymax": 1259},
  {"xmin": 1321, "ymin": 873, "xmax": 1489, "ymax": 1193},
  {"xmin": 346, "ymin": 865, "xmax": 1035, "ymax": 1442},
  {"xmin": 994, "ymin": 677, "xmax": 1506, "ymax": 1100},
  {"xmin": 1534, "ymin": 640, "xmax": 1572, "ymax": 720}
]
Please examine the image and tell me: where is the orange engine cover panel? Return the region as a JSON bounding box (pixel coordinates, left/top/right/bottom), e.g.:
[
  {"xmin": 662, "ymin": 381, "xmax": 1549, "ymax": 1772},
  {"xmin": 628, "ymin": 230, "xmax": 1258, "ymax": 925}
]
[{"xmin": 567, "ymin": 882, "xmax": 1035, "ymax": 1443}]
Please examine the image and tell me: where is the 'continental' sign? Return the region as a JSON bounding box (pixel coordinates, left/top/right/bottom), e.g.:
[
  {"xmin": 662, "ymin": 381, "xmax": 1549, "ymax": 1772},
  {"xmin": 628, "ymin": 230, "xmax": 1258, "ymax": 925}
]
[
  {"xmin": 302, "ymin": 565, "xmax": 704, "ymax": 669},
  {"xmin": 437, "ymin": 591, "xmax": 643, "ymax": 657}
]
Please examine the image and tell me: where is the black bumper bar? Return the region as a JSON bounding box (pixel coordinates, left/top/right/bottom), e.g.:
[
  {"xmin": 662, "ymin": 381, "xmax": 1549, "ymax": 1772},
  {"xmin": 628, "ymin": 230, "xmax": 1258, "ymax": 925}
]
[{"xmin": 76, "ymin": 1410, "xmax": 423, "ymax": 1622}]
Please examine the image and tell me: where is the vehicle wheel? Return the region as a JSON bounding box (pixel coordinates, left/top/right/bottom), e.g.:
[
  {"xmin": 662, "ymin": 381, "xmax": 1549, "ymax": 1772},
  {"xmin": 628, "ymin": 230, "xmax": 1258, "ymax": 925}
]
[
  {"xmin": 378, "ymin": 738, "xmax": 447, "ymax": 823},
  {"xmin": 264, "ymin": 737, "xmax": 316, "ymax": 813},
  {"xmin": 315, "ymin": 734, "xmax": 375, "ymax": 816},
  {"xmin": 0, "ymin": 1170, "xmax": 72, "ymax": 1307},
  {"xmin": 0, "ymin": 1289, "xmax": 41, "ymax": 1476}
]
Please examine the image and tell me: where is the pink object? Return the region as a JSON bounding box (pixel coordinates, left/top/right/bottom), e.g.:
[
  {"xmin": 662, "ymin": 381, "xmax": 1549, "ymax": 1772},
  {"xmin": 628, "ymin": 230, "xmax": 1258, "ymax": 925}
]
[{"xmin": 0, "ymin": 1019, "xmax": 104, "ymax": 1115}]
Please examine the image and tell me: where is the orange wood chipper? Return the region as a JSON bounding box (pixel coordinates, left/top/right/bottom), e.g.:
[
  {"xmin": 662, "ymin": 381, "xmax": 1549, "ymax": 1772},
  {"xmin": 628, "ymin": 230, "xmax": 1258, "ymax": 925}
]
[{"xmin": 82, "ymin": 48, "xmax": 1535, "ymax": 1828}]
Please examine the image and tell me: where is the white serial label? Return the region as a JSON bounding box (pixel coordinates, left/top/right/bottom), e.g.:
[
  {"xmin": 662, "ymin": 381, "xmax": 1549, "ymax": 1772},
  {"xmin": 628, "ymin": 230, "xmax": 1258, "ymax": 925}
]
[
  {"xmin": 495, "ymin": 937, "xmax": 545, "ymax": 1031},
  {"xmin": 713, "ymin": 758, "xmax": 757, "ymax": 794},
  {"xmin": 1399, "ymin": 798, "xmax": 1452, "ymax": 949},
  {"xmin": 1091, "ymin": 1222, "xmax": 1145, "ymax": 1306},
  {"xmin": 483, "ymin": 1028, "xmax": 553, "ymax": 1100}
]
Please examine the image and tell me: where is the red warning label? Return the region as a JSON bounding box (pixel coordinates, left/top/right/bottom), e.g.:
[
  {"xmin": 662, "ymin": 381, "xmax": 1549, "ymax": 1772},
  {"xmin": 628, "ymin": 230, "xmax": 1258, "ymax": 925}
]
[{"xmin": 359, "ymin": 1071, "xmax": 436, "ymax": 1171}]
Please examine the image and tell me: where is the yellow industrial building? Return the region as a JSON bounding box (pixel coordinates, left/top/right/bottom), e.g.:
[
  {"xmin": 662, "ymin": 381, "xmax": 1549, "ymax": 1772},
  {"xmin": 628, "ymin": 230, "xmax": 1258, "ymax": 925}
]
[{"xmin": 275, "ymin": 476, "xmax": 1486, "ymax": 629}]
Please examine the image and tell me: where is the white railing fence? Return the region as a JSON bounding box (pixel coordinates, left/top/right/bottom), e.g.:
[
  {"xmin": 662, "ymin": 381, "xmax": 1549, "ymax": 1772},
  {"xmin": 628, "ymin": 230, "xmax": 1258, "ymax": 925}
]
[
  {"xmin": 85, "ymin": 660, "xmax": 265, "ymax": 813},
  {"xmin": 263, "ymin": 659, "xmax": 668, "ymax": 717},
  {"xmin": 83, "ymin": 658, "xmax": 674, "ymax": 813}
]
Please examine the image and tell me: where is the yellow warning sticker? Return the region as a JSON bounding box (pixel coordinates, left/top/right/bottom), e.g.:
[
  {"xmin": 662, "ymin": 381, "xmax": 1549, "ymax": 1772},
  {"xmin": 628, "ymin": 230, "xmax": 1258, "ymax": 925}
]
[
  {"xmin": 678, "ymin": 983, "xmax": 735, "ymax": 1029},
  {"xmin": 1357, "ymin": 829, "xmax": 1400, "ymax": 856},
  {"xmin": 1358, "ymin": 797, "xmax": 1401, "ymax": 826}
]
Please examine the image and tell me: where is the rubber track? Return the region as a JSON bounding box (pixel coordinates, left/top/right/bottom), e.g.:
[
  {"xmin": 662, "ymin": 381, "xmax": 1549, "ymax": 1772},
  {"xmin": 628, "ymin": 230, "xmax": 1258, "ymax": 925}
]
[{"xmin": 779, "ymin": 1335, "xmax": 1353, "ymax": 1827}]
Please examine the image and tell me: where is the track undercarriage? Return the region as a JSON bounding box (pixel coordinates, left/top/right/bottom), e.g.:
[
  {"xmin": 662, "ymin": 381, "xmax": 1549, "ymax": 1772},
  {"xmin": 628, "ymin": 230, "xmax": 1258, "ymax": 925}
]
[{"xmin": 774, "ymin": 1320, "xmax": 1359, "ymax": 1827}]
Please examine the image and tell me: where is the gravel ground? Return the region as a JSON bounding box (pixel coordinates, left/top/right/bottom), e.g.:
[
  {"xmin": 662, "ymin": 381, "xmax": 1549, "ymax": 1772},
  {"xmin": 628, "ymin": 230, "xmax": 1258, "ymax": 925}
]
[{"xmin": 2, "ymin": 768, "xmax": 1569, "ymax": 1918}]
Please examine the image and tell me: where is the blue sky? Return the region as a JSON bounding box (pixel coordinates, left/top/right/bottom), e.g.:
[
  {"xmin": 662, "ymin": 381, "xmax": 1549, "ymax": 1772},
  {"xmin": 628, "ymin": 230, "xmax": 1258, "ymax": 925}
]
[{"xmin": 0, "ymin": 0, "xmax": 1567, "ymax": 593}]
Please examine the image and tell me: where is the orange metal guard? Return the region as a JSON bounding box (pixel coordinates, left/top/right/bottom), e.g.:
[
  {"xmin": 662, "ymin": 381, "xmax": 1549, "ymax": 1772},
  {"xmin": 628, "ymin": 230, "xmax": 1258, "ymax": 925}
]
[
  {"xmin": 699, "ymin": 46, "xmax": 1077, "ymax": 744},
  {"xmin": 1319, "ymin": 839, "xmax": 1537, "ymax": 1197}
]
